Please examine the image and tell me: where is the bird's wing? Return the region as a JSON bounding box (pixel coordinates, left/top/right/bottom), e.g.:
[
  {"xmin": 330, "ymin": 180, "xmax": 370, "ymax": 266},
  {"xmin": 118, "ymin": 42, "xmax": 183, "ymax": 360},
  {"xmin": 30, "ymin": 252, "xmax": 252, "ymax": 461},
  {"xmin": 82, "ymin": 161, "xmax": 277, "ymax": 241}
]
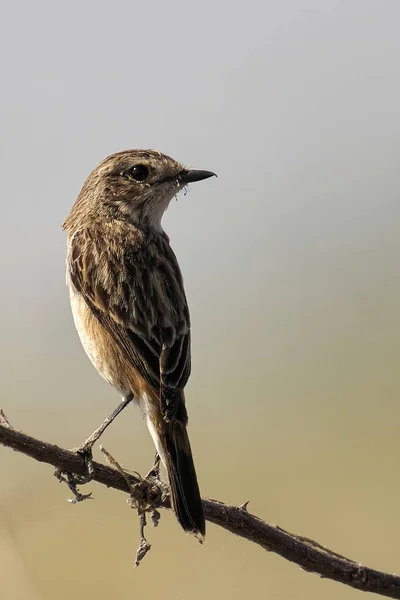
[{"xmin": 68, "ymin": 227, "xmax": 191, "ymax": 418}]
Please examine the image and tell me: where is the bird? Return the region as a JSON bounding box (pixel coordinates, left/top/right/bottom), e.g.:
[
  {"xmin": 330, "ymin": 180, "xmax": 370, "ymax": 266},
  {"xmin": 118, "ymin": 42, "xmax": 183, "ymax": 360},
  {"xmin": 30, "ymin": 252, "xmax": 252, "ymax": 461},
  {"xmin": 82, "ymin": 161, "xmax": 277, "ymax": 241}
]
[{"xmin": 63, "ymin": 149, "xmax": 216, "ymax": 538}]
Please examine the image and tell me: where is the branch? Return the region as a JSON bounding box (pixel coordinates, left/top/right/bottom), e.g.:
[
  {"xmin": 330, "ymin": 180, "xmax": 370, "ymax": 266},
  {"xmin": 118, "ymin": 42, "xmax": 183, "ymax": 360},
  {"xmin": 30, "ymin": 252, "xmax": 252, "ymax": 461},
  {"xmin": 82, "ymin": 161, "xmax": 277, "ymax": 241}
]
[{"xmin": 0, "ymin": 417, "xmax": 399, "ymax": 599}]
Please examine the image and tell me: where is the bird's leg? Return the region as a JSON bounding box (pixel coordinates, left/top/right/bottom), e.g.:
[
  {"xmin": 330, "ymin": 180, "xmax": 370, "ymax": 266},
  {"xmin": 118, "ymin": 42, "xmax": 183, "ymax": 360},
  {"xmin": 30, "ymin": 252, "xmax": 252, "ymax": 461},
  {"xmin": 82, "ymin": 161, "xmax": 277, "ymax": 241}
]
[
  {"xmin": 145, "ymin": 452, "xmax": 161, "ymax": 480},
  {"xmin": 73, "ymin": 392, "xmax": 134, "ymax": 481},
  {"xmin": 55, "ymin": 393, "xmax": 134, "ymax": 499},
  {"xmin": 75, "ymin": 393, "xmax": 134, "ymax": 456}
]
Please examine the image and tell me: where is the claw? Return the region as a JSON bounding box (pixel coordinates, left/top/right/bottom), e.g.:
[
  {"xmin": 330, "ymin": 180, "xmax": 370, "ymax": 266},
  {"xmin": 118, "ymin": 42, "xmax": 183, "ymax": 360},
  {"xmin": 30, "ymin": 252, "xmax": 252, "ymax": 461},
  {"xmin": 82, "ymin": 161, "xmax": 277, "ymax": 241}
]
[
  {"xmin": 55, "ymin": 395, "xmax": 134, "ymax": 503},
  {"xmin": 68, "ymin": 491, "xmax": 94, "ymax": 504},
  {"xmin": 54, "ymin": 446, "xmax": 96, "ymax": 503},
  {"xmin": 73, "ymin": 446, "xmax": 95, "ymax": 484}
]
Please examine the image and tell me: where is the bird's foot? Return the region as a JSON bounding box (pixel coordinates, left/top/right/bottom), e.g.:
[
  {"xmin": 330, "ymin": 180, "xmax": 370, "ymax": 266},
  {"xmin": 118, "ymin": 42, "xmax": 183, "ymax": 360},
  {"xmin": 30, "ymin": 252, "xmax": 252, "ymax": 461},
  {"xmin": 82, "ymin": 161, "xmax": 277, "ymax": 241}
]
[
  {"xmin": 54, "ymin": 394, "xmax": 134, "ymax": 503},
  {"xmin": 54, "ymin": 446, "xmax": 94, "ymax": 504}
]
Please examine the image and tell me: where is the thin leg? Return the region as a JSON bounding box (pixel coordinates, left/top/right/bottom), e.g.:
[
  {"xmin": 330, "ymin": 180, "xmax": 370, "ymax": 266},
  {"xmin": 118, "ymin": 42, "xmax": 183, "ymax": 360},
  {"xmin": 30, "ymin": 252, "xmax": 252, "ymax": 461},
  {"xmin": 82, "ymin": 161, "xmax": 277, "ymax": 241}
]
[
  {"xmin": 76, "ymin": 393, "xmax": 134, "ymax": 454},
  {"xmin": 145, "ymin": 452, "xmax": 161, "ymax": 480},
  {"xmin": 55, "ymin": 393, "xmax": 134, "ymax": 499}
]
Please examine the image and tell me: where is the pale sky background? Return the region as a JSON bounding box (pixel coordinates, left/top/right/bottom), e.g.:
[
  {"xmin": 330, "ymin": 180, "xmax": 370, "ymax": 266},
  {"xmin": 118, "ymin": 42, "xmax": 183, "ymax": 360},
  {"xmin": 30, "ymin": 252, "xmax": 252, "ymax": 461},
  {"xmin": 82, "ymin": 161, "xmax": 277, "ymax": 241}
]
[{"xmin": 1, "ymin": 1, "xmax": 400, "ymax": 599}]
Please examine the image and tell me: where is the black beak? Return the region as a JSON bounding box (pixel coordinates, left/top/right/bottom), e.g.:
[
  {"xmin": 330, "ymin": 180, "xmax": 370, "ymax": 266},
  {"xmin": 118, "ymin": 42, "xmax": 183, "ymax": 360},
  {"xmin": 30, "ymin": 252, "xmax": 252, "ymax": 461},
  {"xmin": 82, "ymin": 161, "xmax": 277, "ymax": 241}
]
[{"xmin": 179, "ymin": 169, "xmax": 217, "ymax": 184}]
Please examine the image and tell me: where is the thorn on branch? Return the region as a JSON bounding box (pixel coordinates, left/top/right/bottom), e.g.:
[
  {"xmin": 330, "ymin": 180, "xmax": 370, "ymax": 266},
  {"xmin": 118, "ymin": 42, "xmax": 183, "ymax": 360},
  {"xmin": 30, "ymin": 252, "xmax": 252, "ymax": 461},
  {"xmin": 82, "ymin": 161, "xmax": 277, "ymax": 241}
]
[{"xmin": 0, "ymin": 409, "xmax": 12, "ymax": 429}]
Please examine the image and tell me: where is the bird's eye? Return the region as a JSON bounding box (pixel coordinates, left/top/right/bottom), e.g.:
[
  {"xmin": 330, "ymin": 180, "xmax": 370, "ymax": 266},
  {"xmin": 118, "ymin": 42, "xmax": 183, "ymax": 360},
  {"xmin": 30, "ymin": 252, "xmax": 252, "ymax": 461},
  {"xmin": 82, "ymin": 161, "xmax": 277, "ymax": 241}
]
[{"xmin": 127, "ymin": 164, "xmax": 149, "ymax": 181}]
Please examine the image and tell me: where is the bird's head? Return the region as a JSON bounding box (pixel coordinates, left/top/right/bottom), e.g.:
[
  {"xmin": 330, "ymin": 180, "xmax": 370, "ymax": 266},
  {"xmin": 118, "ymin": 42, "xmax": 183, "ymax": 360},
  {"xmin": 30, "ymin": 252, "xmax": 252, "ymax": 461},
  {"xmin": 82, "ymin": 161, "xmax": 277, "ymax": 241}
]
[{"xmin": 64, "ymin": 149, "xmax": 216, "ymax": 232}]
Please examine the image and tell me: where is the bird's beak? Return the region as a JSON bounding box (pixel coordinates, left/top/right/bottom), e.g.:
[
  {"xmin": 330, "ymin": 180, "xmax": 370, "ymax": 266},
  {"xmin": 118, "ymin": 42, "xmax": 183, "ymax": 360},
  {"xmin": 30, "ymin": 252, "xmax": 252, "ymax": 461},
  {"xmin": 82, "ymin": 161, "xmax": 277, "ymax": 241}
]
[{"xmin": 179, "ymin": 169, "xmax": 217, "ymax": 184}]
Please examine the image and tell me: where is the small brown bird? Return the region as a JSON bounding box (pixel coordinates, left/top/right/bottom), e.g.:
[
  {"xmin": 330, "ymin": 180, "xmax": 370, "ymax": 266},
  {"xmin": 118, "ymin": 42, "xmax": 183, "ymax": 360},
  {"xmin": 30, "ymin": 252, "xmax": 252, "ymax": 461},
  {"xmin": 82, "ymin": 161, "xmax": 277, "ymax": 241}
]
[{"xmin": 63, "ymin": 149, "xmax": 215, "ymax": 538}]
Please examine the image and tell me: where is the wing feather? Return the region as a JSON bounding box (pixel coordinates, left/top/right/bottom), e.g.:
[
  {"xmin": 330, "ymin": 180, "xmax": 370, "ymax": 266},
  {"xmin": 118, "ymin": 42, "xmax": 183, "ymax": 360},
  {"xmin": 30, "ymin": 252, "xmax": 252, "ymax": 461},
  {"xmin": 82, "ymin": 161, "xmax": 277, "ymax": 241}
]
[{"xmin": 68, "ymin": 226, "xmax": 191, "ymax": 410}]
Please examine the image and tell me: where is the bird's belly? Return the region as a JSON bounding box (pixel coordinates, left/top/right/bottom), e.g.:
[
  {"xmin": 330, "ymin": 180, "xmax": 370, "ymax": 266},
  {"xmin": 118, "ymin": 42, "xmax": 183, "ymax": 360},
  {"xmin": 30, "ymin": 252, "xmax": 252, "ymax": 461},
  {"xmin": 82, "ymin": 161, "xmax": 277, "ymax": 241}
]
[{"xmin": 69, "ymin": 287, "xmax": 133, "ymax": 396}]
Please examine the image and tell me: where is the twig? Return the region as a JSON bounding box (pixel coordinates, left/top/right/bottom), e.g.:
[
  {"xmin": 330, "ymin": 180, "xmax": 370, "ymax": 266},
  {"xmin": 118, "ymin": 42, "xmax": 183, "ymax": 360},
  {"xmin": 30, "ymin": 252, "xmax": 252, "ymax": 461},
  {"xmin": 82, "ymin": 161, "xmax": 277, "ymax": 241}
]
[
  {"xmin": 135, "ymin": 513, "xmax": 152, "ymax": 567},
  {"xmin": 0, "ymin": 415, "xmax": 399, "ymax": 598},
  {"xmin": 99, "ymin": 444, "xmax": 136, "ymax": 494},
  {"xmin": 99, "ymin": 444, "xmax": 155, "ymax": 566}
]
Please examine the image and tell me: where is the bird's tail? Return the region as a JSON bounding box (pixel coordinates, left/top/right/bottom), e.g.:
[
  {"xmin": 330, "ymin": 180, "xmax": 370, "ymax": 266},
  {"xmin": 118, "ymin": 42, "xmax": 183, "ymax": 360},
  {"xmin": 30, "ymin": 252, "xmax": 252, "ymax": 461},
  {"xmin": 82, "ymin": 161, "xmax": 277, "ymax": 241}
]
[{"xmin": 147, "ymin": 413, "xmax": 205, "ymax": 539}]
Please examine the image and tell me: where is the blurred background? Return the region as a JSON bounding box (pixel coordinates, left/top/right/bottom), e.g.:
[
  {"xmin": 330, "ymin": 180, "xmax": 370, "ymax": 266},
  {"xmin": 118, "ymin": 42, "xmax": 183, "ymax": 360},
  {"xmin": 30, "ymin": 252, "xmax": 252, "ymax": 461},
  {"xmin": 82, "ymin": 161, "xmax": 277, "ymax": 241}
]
[{"xmin": 1, "ymin": 0, "xmax": 400, "ymax": 598}]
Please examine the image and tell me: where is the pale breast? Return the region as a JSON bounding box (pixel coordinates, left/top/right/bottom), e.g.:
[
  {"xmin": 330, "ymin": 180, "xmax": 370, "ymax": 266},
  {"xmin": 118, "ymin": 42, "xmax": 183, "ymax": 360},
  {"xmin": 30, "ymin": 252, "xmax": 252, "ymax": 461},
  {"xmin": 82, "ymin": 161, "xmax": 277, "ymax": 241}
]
[{"xmin": 69, "ymin": 285, "xmax": 135, "ymax": 396}]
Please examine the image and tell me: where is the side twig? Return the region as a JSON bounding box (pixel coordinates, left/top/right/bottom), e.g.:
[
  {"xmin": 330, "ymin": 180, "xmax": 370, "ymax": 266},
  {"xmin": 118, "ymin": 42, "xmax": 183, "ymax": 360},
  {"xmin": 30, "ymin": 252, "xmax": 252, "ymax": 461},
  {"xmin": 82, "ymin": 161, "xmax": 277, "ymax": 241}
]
[{"xmin": 0, "ymin": 417, "xmax": 399, "ymax": 599}]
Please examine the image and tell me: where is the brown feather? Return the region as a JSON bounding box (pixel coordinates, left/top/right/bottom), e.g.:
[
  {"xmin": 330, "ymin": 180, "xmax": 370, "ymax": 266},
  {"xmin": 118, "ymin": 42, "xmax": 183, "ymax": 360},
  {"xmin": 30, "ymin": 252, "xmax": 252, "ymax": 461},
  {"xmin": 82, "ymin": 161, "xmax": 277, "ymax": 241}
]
[{"xmin": 64, "ymin": 149, "xmax": 211, "ymax": 537}]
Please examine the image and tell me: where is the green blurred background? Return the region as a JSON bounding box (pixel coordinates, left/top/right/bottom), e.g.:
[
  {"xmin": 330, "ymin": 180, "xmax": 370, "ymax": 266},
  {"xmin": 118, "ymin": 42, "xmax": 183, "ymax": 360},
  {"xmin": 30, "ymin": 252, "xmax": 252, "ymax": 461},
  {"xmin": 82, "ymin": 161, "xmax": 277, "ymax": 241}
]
[{"xmin": 1, "ymin": 1, "xmax": 400, "ymax": 598}]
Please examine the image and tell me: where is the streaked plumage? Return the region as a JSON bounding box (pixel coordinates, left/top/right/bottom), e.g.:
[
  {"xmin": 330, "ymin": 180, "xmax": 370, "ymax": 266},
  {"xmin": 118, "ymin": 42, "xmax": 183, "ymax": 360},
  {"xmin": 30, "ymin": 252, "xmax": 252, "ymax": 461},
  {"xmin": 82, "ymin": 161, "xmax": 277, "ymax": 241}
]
[{"xmin": 63, "ymin": 150, "xmax": 215, "ymax": 538}]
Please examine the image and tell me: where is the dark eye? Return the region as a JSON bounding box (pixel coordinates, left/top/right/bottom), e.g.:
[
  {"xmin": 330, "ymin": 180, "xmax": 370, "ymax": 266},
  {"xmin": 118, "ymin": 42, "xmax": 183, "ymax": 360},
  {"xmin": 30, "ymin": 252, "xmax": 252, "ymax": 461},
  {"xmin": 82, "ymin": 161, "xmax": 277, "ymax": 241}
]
[{"xmin": 128, "ymin": 164, "xmax": 149, "ymax": 181}]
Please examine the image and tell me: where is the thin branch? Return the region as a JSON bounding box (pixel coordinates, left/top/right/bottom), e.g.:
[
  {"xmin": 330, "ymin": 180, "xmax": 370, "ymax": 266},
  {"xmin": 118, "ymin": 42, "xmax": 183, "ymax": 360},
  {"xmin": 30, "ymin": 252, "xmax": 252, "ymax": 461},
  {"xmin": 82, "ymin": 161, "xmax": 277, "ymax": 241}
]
[{"xmin": 1, "ymin": 420, "xmax": 399, "ymax": 599}]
